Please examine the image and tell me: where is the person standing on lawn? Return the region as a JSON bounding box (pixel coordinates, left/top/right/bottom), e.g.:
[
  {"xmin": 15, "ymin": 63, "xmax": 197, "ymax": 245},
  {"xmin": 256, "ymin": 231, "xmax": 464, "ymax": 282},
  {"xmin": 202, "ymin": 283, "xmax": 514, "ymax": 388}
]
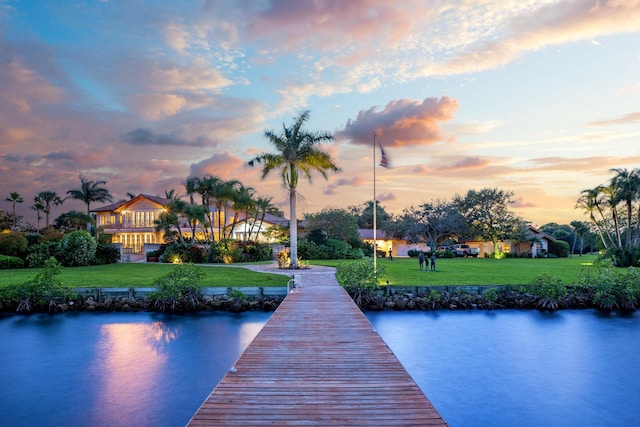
[
  {"xmin": 418, "ymin": 252, "xmax": 425, "ymax": 271},
  {"xmin": 430, "ymin": 252, "xmax": 437, "ymax": 271}
]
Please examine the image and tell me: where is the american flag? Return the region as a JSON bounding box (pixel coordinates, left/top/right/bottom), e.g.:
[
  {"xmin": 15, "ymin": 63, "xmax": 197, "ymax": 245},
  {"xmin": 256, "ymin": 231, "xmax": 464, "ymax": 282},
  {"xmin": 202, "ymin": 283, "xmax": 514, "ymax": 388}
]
[{"xmin": 379, "ymin": 144, "xmax": 390, "ymax": 168}]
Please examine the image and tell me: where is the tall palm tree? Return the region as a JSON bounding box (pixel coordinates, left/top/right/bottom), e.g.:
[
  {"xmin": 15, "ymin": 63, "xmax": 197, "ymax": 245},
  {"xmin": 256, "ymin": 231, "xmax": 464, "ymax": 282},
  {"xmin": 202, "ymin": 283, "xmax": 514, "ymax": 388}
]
[
  {"xmin": 67, "ymin": 176, "xmax": 113, "ymax": 230},
  {"xmin": 164, "ymin": 189, "xmax": 186, "ymax": 242},
  {"xmin": 249, "ymin": 195, "xmax": 277, "ymax": 242},
  {"xmin": 35, "ymin": 191, "xmax": 64, "ymax": 228},
  {"xmin": 195, "ymin": 175, "xmax": 221, "ymax": 243},
  {"xmin": 184, "ymin": 176, "xmax": 200, "ymax": 205},
  {"xmin": 5, "ymin": 192, "xmax": 23, "ymax": 229},
  {"xmin": 31, "ymin": 200, "xmax": 45, "ymax": 232},
  {"xmin": 213, "ymin": 179, "xmax": 241, "ymax": 241},
  {"xmin": 184, "ymin": 203, "xmax": 209, "ymax": 241},
  {"xmin": 609, "ymin": 167, "xmax": 640, "ymax": 249},
  {"xmin": 248, "ymin": 110, "xmax": 340, "ymax": 268},
  {"xmin": 227, "ymin": 184, "xmax": 255, "ymax": 239}
]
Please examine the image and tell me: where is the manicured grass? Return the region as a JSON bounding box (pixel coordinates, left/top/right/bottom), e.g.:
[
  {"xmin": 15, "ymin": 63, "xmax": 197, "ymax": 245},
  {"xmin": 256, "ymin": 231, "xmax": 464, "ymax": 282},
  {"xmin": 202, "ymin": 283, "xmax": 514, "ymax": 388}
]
[
  {"xmin": 0, "ymin": 263, "xmax": 290, "ymax": 288},
  {"xmin": 312, "ymin": 255, "xmax": 600, "ymax": 286},
  {"xmin": 0, "ymin": 256, "xmax": 599, "ymax": 289}
]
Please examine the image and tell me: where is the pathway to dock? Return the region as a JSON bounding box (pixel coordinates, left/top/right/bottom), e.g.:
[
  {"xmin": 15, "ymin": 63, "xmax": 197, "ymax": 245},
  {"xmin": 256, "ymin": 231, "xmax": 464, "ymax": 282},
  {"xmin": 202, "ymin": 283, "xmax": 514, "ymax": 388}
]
[{"xmin": 188, "ymin": 263, "xmax": 448, "ymax": 426}]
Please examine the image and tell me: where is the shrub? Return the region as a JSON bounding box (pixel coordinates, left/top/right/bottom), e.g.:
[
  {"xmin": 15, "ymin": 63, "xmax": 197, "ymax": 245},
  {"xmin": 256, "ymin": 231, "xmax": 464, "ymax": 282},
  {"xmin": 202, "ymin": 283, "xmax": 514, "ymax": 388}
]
[
  {"xmin": 13, "ymin": 257, "xmax": 74, "ymax": 313},
  {"xmin": 93, "ymin": 242, "xmax": 121, "ymax": 265},
  {"xmin": 150, "ymin": 263, "xmax": 205, "ymax": 312},
  {"xmin": 0, "ymin": 254, "xmax": 24, "ymax": 269},
  {"xmin": 528, "ymin": 274, "xmax": 567, "ymax": 311},
  {"xmin": 233, "ymin": 241, "xmax": 273, "ymax": 262},
  {"xmin": 579, "ymin": 259, "xmax": 640, "ymax": 311},
  {"xmin": 26, "ymin": 241, "xmax": 60, "ymax": 267},
  {"xmin": 549, "ymin": 240, "xmax": 570, "ymax": 258},
  {"xmin": 336, "ymin": 258, "xmax": 385, "ymax": 307},
  {"xmin": 59, "ymin": 230, "xmax": 97, "ymax": 266},
  {"xmin": 0, "ymin": 232, "xmax": 28, "ymax": 258}
]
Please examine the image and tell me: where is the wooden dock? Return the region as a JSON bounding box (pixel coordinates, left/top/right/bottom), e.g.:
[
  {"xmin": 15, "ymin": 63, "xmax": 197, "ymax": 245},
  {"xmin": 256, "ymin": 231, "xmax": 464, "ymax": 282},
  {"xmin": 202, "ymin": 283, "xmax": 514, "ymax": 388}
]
[{"xmin": 188, "ymin": 268, "xmax": 448, "ymax": 426}]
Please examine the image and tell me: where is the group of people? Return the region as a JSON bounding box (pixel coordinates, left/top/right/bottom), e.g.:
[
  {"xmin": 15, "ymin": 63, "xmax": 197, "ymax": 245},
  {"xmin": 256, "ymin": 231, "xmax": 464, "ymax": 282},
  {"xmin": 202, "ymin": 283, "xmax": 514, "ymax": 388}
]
[{"xmin": 418, "ymin": 252, "xmax": 436, "ymax": 271}]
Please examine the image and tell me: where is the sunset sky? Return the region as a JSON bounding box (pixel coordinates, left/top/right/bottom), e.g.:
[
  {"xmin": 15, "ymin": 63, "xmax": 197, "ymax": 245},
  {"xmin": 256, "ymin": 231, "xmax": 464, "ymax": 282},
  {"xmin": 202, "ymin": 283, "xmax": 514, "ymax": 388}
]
[{"xmin": 2, "ymin": 0, "xmax": 640, "ymax": 228}]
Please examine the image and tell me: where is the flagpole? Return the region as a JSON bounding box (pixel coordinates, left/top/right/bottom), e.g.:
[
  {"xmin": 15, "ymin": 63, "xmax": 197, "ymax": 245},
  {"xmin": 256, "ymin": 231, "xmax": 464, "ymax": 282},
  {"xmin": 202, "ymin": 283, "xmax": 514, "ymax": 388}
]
[{"xmin": 373, "ymin": 132, "xmax": 377, "ymax": 273}]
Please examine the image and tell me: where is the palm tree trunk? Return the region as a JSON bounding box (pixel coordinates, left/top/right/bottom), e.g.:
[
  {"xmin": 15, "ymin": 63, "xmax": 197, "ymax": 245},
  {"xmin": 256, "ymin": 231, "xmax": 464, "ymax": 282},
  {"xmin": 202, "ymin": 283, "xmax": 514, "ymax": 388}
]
[{"xmin": 289, "ymin": 189, "xmax": 298, "ymax": 268}]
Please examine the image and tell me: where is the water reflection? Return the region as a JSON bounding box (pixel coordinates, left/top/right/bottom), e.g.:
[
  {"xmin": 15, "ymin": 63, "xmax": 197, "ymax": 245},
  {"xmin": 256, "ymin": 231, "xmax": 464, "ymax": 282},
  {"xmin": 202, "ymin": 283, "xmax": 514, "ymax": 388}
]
[{"xmin": 89, "ymin": 322, "xmax": 175, "ymax": 425}]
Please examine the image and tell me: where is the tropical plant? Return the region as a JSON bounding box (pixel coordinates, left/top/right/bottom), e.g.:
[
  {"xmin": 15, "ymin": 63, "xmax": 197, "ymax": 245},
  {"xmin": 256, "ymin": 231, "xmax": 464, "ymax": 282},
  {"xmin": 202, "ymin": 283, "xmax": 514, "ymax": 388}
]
[
  {"xmin": 576, "ymin": 168, "xmax": 640, "ymax": 266},
  {"xmin": 5, "ymin": 192, "xmax": 23, "ymax": 229},
  {"xmin": 0, "ymin": 232, "xmax": 28, "ymax": 258},
  {"xmin": 31, "ymin": 200, "xmax": 45, "ymax": 231},
  {"xmin": 35, "ymin": 191, "xmax": 64, "ymax": 228},
  {"xmin": 66, "ymin": 176, "xmax": 113, "ymax": 217},
  {"xmin": 248, "ymin": 110, "xmax": 340, "ymax": 268}
]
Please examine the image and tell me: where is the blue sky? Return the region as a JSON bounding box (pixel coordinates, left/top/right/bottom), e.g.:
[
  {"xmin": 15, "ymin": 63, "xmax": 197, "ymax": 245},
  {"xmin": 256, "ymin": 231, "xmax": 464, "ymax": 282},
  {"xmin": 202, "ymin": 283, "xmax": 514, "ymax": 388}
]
[{"xmin": 1, "ymin": 0, "xmax": 640, "ymax": 227}]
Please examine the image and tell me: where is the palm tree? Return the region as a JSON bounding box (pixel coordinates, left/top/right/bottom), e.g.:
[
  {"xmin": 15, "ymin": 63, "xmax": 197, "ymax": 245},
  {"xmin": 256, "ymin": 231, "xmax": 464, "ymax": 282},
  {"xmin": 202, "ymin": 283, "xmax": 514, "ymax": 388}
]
[
  {"xmin": 31, "ymin": 200, "xmax": 45, "ymax": 231},
  {"xmin": 184, "ymin": 203, "xmax": 209, "ymax": 241},
  {"xmin": 576, "ymin": 186, "xmax": 613, "ymax": 250},
  {"xmin": 35, "ymin": 191, "xmax": 64, "ymax": 228},
  {"xmin": 5, "ymin": 192, "xmax": 23, "ymax": 229},
  {"xmin": 249, "ymin": 196, "xmax": 277, "ymax": 242},
  {"xmin": 609, "ymin": 167, "xmax": 640, "ymax": 249},
  {"xmin": 227, "ymin": 184, "xmax": 255, "ymax": 239},
  {"xmin": 66, "ymin": 176, "xmax": 113, "ymax": 216},
  {"xmin": 213, "ymin": 179, "xmax": 241, "ymax": 241},
  {"xmin": 248, "ymin": 110, "xmax": 340, "ymax": 268},
  {"xmin": 195, "ymin": 175, "xmax": 221, "ymax": 243},
  {"xmin": 164, "ymin": 189, "xmax": 186, "ymax": 242}
]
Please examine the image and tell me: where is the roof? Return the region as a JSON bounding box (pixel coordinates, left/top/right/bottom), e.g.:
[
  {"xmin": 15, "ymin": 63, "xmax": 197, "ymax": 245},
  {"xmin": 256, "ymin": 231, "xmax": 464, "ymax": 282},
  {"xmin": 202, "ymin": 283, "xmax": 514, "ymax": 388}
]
[{"xmin": 91, "ymin": 194, "xmax": 169, "ymax": 213}]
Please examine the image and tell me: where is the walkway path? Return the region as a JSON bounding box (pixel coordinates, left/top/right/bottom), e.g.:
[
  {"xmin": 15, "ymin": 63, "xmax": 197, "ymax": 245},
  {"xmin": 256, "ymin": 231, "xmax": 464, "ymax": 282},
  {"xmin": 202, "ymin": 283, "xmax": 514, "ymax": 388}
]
[{"xmin": 188, "ymin": 263, "xmax": 448, "ymax": 426}]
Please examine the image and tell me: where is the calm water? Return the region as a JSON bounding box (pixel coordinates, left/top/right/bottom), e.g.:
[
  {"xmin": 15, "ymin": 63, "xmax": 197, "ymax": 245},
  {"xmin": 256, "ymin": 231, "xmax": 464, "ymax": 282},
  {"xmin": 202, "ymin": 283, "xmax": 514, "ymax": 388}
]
[
  {"xmin": 367, "ymin": 310, "xmax": 640, "ymax": 427},
  {"xmin": 1, "ymin": 310, "xmax": 639, "ymax": 427}
]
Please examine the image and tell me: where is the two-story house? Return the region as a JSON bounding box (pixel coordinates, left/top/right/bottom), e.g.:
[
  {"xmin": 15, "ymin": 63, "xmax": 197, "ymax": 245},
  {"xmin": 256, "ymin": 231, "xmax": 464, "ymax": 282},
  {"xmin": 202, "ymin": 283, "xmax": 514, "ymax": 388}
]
[{"xmin": 92, "ymin": 194, "xmax": 291, "ymax": 257}]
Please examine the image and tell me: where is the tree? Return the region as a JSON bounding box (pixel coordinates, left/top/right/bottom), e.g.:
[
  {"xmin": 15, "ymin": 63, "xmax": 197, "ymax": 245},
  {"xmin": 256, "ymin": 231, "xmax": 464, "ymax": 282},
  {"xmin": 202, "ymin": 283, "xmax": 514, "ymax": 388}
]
[
  {"xmin": 164, "ymin": 190, "xmax": 186, "ymax": 243},
  {"xmin": 304, "ymin": 208, "xmax": 361, "ymax": 247},
  {"xmin": 35, "ymin": 191, "xmax": 64, "ymax": 228},
  {"xmin": 184, "ymin": 203, "xmax": 209, "ymax": 241},
  {"xmin": 570, "ymin": 220, "xmax": 591, "ymax": 256},
  {"xmin": 54, "ymin": 211, "xmax": 94, "ymax": 232},
  {"xmin": 31, "ymin": 200, "xmax": 45, "ymax": 231},
  {"xmin": 248, "ymin": 196, "xmax": 278, "ymax": 242},
  {"xmin": 348, "ymin": 200, "xmax": 392, "ymax": 229},
  {"xmin": 5, "ymin": 192, "xmax": 24, "ymax": 229},
  {"xmin": 248, "ymin": 111, "xmax": 340, "ymax": 268},
  {"xmin": 576, "ymin": 168, "xmax": 640, "ymax": 266},
  {"xmin": 66, "ymin": 176, "xmax": 113, "ymax": 216},
  {"xmin": 453, "ymin": 188, "xmax": 522, "ymax": 255},
  {"xmin": 396, "ymin": 199, "xmax": 467, "ymax": 249}
]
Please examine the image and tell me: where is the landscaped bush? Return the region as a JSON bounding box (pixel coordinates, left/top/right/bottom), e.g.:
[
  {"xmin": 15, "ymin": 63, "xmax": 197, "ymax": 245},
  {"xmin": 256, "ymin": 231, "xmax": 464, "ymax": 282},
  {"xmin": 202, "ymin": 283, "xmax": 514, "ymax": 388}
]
[
  {"xmin": 0, "ymin": 232, "xmax": 28, "ymax": 258},
  {"xmin": 0, "ymin": 254, "xmax": 24, "ymax": 269},
  {"xmin": 297, "ymin": 238, "xmax": 363, "ymax": 260},
  {"xmin": 59, "ymin": 230, "xmax": 97, "ymax": 266},
  {"xmin": 93, "ymin": 242, "xmax": 121, "ymax": 265},
  {"xmin": 233, "ymin": 241, "xmax": 273, "ymax": 262},
  {"xmin": 26, "ymin": 241, "xmax": 60, "ymax": 267}
]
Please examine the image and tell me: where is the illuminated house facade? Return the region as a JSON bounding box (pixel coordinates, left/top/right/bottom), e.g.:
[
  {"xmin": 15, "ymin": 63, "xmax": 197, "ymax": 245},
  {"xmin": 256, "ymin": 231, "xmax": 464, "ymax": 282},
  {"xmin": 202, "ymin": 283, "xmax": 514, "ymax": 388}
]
[{"xmin": 92, "ymin": 194, "xmax": 288, "ymax": 254}]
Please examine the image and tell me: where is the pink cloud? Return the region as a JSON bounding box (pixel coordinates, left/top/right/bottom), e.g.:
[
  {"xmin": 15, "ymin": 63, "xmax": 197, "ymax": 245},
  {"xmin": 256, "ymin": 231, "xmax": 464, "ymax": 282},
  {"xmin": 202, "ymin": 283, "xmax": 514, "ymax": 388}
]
[
  {"xmin": 588, "ymin": 112, "xmax": 640, "ymax": 127},
  {"xmin": 438, "ymin": 157, "xmax": 491, "ymax": 172},
  {"xmin": 337, "ymin": 97, "xmax": 459, "ymax": 147}
]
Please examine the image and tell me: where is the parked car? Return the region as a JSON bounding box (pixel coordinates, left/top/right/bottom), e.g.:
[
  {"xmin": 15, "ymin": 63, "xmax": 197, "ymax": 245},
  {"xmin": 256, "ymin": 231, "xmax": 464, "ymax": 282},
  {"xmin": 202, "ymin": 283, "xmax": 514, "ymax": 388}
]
[
  {"xmin": 436, "ymin": 245, "xmax": 453, "ymax": 252},
  {"xmin": 452, "ymin": 244, "xmax": 480, "ymax": 257}
]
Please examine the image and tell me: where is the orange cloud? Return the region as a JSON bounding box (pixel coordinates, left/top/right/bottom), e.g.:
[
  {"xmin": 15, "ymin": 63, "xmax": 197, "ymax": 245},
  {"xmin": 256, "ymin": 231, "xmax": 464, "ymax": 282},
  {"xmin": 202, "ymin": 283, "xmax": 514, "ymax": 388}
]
[{"xmin": 337, "ymin": 96, "xmax": 459, "ymax": 147}]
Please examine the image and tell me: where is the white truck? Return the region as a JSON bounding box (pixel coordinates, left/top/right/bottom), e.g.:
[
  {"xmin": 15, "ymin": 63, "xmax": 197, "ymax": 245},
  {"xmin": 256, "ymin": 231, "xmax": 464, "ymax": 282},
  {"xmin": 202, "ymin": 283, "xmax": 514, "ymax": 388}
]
[{"xmin": 452, "ymin": 244, "xmax": 480, "ymax": 258}]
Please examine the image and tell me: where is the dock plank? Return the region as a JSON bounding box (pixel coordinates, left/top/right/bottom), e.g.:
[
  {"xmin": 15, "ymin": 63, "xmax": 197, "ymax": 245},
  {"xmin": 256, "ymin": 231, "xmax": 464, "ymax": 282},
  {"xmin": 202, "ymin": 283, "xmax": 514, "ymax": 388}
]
[{"xmin": 188, "ymin": 270, "xmax": 448, "ymax": 426}]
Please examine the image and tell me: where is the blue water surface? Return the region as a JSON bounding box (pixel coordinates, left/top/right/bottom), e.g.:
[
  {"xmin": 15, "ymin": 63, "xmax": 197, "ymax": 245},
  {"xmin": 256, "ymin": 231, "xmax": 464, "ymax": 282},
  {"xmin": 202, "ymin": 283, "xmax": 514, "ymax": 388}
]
[
  {"xmin": 367, "ymin": 309, "xmax": 640, "ymax": 427},
  {"xmin": 2, "ymin": 309, "xmax": 639, "ymax": 427}
]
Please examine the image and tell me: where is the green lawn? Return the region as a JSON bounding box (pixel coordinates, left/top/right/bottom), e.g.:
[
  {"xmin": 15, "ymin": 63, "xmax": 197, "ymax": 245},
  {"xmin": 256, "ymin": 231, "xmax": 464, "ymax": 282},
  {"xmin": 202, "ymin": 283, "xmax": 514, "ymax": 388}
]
[
  {"xmin": 313, "ymin": 255, "xmax": 599, "ymax": 286},
  {"xmin": 0, "ymin": 255, "xmax": 599, "ymax": 289},
  {"xmin": 0, "ymin": 263, "xmax": 290, "ymax": 288}
]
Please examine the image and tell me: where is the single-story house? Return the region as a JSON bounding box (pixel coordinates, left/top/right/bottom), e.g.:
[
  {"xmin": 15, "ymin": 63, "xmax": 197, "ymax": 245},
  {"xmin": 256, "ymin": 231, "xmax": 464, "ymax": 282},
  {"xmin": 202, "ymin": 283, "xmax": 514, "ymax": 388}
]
[
  {"xmin": 462, "ymin": 225, "xmax": 556, "ymax": 258},
  {"xmin": 358, "ymin": 229, "xmax": 429, "ymax": 257}
]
